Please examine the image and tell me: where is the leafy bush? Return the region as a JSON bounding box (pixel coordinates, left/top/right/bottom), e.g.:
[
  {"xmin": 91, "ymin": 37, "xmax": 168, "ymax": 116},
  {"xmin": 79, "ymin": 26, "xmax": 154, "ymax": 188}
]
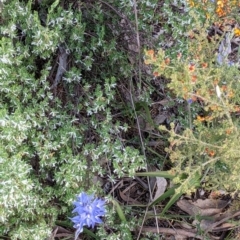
[
  {"xmin": 145, "ymin": 3, "xmax": 240, "ymax": 193},
  {"xmin": 1, "ymin": 0, "xmax": 240, "ymax": 239},
  {"xmin": 0, "ymin": 0, "xmax": 148, "ymax": 238}
]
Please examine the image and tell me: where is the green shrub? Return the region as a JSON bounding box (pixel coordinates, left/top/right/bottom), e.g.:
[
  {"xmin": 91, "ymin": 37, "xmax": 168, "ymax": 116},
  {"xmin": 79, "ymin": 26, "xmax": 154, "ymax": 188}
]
[
  {"xmin": 0, "ymin": 0, "xmax": 148, "ymax": 238},
  {"xmin": 145, "ymin": 8, "xmax": 240, "ymax": 193},
  {"xmin": 2, "ymin": 0, "xmax": 238, "ymax": 238}
]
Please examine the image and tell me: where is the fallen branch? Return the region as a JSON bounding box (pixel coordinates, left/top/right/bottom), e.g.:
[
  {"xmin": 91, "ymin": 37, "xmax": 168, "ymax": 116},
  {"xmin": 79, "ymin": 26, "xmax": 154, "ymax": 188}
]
[{"xmin": 141, "ymin": 227, "xmax": 204, "ymax": 239}]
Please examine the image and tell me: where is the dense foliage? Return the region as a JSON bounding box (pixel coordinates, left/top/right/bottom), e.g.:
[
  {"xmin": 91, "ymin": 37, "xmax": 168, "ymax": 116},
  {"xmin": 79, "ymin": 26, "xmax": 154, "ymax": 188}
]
[
  {"xmin": 0, "ymin": 0, "xmax": 147, "ymax": 238},
  {"xmin": 1, "ymin": 0, "xmax": 240, "ymax": 239}
]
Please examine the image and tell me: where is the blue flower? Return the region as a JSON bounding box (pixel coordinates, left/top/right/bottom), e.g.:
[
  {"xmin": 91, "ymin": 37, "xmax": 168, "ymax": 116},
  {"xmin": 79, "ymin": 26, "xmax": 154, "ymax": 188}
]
[
  {"xmin": 70, "ymin": 192, "xmax": 106, "ymax": 240},
  {"xmin": 187, "ymin": 99, "xmax": 193, "ymax": 104}
]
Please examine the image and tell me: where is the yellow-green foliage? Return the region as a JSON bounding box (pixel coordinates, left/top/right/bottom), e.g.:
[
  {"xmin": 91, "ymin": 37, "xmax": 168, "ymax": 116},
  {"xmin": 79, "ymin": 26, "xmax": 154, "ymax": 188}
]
[{"xmin": 145, "ymin": 7, "xmax": 240, "ymax": 192}]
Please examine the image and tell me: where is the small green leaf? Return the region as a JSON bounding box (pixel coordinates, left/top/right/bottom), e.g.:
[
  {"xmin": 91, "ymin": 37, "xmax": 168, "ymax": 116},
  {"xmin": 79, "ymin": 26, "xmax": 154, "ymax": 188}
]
[
  {"xmin": 111, "ymin": 199, "xmax": 127, "ymax": 222},
  {"xmin": 111, "ymin": 199, "xmax": 133, "ymax": 240},
  {"xmin": 149, "ymin": 185, "xmax": 178, "ymax": 208},
  {"xmin": 135, "ymin": 171, "xmax": 175, "ymax": 179},
  {"xmin": 83, "ymin": 228, "xmax": 100, "ymax": 239},
  {"xmin": 49, "ymin": 0, "xmax": 60, "ymax": 14},
  {"xmin": 161, "ymin": 191, "xmax": 183, "ymax": 215},
  {"xmin": 135, "ymin": 101, "xmax": 155, "ymax": 128}
]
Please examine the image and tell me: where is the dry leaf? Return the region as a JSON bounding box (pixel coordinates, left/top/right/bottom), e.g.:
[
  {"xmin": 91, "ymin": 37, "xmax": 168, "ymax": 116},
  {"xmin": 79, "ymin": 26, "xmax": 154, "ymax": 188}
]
[
  {"xmin": 153, "ymin": 113, "xmax": 168, "ymax": 125},
  {"xmin": 128, "ymin": 44, "xmax": 139, "ymax": 53},
  {"xmin": 141, "ymin": 227, "xmax": 203, "ymax": 239},
  {"xmin": 177, "ymin": 198, "xmax": 234, "ymax": 233},
  {"xmin": 175, "ymin": 236, "xmax": 188, "ymax": 240},
  {"xmin": 177, "ymin": 199, "xmax": 228, "ymax": 217},
  {"xmin": 118, "ymin": 190, "xmax": 142, "ymax": 205},
  {"xmin": 153, "ymin": 177, "xmax": 167, "ymax": 201},
  {"xmin": 192, "ymin": 199, "xmax": 228, "ymax": 209}
]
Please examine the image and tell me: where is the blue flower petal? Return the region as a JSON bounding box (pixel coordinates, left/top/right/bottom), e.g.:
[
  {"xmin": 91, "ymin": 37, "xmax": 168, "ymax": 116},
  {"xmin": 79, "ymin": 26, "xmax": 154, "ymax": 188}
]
[
  {"xmin": 74, "ymin": 224, "xmax": 84, "ymax": 240},
  {"xmin": 70, "ymin": 192, "xmax": 106, "ymax": 238}
]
